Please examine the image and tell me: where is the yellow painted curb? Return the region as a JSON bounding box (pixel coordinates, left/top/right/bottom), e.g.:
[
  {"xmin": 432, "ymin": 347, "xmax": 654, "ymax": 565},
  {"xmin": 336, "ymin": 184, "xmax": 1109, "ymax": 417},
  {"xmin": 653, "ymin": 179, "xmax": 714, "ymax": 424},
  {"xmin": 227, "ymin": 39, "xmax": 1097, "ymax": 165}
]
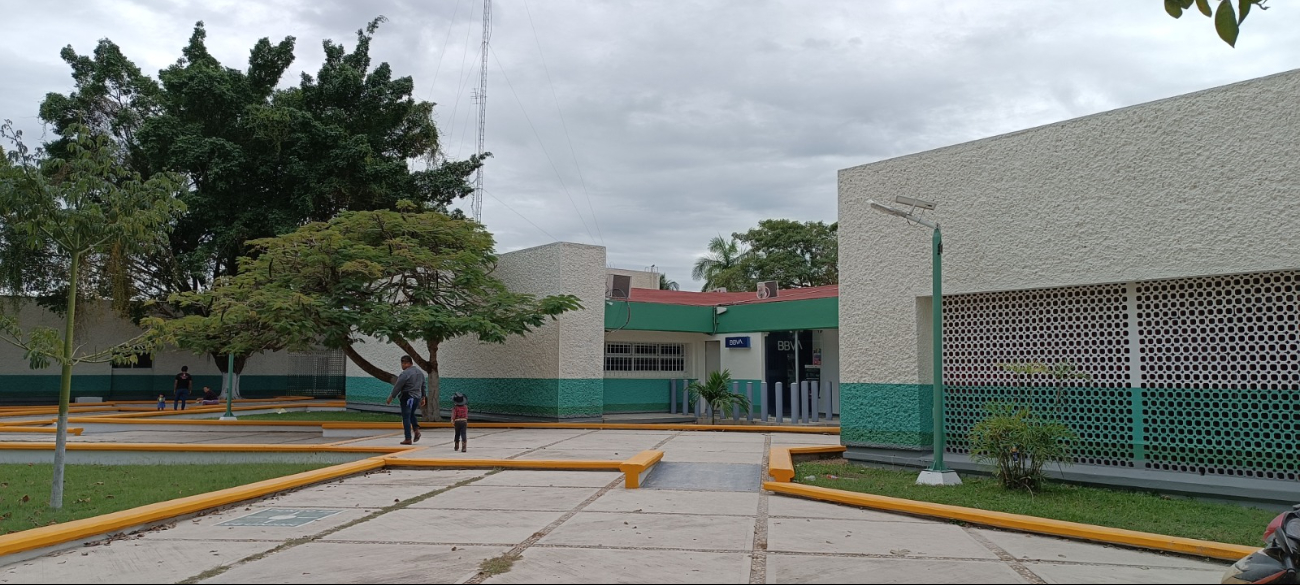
[
  {"xmin": 0, "ymin": 427, "xmax": 83, "ymax": 435},
  {"xmin": 619, "ymin": 450, "xmax": 664, "ymax": 489},
  {"xmin": 85, "ymin": 402, "xmax": 347, "ymax": 419},
  {"xmin": 323, "ymin": 422, "xmax": 840, "ymax": 434},
  {"xmin": 66, "ymin": 417, "xmax": 332, "ymax": 427},
  {"xmin": 384, "ymin": 458, "xmax": 624, "ymax": 470},
  {"xmin": 0, "ymin": 458, "xmax": 384, "ymax": 558},
  {"xmin": 0, "ymin": 442, "xmax": 408, "ymax": 454},
  {"xmin": 768, "ymin": 445, "xmax": 847, "ymax": 482},
  {"xmin": 762, "ymin": 482, "xmax": 1257, "ymax": 561}
]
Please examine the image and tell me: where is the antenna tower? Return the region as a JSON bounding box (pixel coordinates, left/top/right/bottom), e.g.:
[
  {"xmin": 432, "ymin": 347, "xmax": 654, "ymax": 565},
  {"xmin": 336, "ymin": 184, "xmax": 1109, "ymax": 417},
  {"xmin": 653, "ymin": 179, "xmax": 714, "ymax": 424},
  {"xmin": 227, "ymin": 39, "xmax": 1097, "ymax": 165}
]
[{"xmin": 471, "ymin": 0, "xmax": 492, "ymax": 222}]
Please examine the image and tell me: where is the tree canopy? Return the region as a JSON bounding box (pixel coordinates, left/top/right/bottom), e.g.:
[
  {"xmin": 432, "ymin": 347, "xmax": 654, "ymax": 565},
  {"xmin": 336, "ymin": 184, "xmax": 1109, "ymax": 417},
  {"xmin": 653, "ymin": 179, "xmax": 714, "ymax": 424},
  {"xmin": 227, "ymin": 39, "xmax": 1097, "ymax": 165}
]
[
  {"xmin": 33, "ymin": 17, "xmax": 484, "ymax": 316},
  {"xmin": 693, "ymin": 220, "xmax": 838, "ymax": 292},
  {"xmin": 147, "ymin": 206, "xmax": 582, "ymax": 420},
  {"xmin": 0, "ymin": 123, "xmax": 184, "ymax": 508}
]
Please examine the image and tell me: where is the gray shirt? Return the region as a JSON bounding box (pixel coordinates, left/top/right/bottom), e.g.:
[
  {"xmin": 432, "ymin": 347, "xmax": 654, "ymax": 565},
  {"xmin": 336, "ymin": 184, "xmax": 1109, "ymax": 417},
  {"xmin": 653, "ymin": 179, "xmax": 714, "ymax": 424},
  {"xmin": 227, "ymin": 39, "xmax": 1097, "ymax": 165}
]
[{"xmin": 388, "ymin": 366, "xmax": 428, "ymax": 402}]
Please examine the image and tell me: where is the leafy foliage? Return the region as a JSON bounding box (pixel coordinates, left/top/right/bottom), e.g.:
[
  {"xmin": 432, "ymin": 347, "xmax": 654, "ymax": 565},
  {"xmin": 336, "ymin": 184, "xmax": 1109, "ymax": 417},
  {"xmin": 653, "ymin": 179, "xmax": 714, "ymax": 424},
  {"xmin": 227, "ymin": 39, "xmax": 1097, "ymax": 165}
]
[
  {"xmin": 691, "ymin": 235, "xmax": 745, "ymax": 292},
  {"xmin": 658, "ymin": 273, "xmax": 679, "ymax": 291},
  {"xmin": 1163, "ymin": 0, "xmax": 1269, "ymax": 47},
  {"xmin": 0, "ymin": 123, "xmax": 184, "ymax": 508},
  {"xmin": 146, "ymin": 206, "xmax": 582, "ymax": 419},
  {"xmin": 697, "ymin": 220, "xmax": 838, "ymax": 292},
  {"xmin": 970, "ymin": 404, "xmax": 1076, "ymax": 492},
  {"xmin": 687, "ymin": 370, "xmax": 751, "ymax": 425},
  {"xmin": 33, "ymin": 17, "xmax": 484, "ymax": 314}
]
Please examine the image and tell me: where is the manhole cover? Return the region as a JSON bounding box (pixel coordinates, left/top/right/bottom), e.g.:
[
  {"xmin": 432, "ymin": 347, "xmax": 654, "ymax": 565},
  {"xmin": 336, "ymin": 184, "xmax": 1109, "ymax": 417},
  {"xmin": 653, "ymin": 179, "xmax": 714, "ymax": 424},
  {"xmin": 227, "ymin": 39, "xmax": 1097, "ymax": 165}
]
[
  {"xmin": 218, "ymin": 509, "xmax": 341, "ymax": 527},
  {"xmin": 640, "ymin": 462, "xmax": 762, "ymax": 492}
]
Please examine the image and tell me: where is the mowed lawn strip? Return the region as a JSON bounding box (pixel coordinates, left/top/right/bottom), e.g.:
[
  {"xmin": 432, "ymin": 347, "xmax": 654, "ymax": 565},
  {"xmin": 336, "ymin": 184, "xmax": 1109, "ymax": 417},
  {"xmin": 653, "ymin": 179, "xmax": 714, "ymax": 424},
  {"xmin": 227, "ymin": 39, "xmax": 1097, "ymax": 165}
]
[
  {"xmin": 794, "ymin": 460, "xmax": 1277, "ymax": 546},
  {"xmin": 0, "ymin": 463, "xmax": 329, "ymax": 535}
]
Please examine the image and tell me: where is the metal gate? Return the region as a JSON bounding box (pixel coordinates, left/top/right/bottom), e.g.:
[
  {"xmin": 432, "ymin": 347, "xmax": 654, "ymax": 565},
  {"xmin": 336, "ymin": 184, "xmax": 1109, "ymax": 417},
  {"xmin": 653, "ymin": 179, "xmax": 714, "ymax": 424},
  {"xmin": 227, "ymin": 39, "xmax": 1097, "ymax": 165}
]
[{"xmin": 287, "ymin": 349, "xmax": 346, "ymax": 397}]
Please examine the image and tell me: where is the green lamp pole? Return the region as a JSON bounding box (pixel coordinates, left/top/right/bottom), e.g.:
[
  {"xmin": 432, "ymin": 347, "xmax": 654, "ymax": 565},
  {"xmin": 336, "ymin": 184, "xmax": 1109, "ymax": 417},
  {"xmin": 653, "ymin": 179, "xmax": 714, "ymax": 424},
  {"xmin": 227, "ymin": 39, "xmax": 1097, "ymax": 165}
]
[
  {"xmin": 220, "ymin": 353, "xmax": 237, "ymax": 421},
  {"xmin": 868, "ymin": 198, "xmax": 960, "ymax": 486}
]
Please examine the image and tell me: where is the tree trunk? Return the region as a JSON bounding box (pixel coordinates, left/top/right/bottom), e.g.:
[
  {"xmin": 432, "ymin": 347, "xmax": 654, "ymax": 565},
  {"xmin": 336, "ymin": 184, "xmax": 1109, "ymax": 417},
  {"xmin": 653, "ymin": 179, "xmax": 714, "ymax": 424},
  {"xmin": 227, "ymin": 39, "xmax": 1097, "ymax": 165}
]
[
  {"xmin": 214, "ymin": 353, "xmax": 249, "ymax": 399},
  {"xmin": 343, "ymin": 343, "xmax": 396, "ymax": 384},
  {"xmin": 421, "ymin": 339, "xmax": 442, "ymax": 422},
  {"xmin": 50, "ymin": 250, "xmax": 79, "ymax": 510}
]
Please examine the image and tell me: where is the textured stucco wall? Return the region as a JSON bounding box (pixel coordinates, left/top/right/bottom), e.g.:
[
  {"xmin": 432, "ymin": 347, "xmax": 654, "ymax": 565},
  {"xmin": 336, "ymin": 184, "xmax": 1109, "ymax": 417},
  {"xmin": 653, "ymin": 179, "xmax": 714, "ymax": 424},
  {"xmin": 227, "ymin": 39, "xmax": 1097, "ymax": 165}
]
[
  {"xmin": 0, "ymin": 300, "xmax": 290, "ymax": 400},
  {"xmin": 716, "ymin": 332, "xmax": 763, "ymax": 382},
  {"xmin": 838, "ymin": 69, "xmax": 1300, "ymax": 448},
  {"xmin": 347, "ymin": 242, "xmax": 607, "ymax": 419},
  {"xmin": 606, "ymin": 268, "xmax": 659, "ymax": 292}
]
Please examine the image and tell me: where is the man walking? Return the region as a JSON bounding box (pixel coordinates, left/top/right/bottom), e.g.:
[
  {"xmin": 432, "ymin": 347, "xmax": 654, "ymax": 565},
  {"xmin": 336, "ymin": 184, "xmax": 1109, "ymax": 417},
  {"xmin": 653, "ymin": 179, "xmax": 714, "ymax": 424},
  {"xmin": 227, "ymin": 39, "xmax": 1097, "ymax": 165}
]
[{"xmin": 385, "ymin": 356, "xmax": 427, "ymax": 445}]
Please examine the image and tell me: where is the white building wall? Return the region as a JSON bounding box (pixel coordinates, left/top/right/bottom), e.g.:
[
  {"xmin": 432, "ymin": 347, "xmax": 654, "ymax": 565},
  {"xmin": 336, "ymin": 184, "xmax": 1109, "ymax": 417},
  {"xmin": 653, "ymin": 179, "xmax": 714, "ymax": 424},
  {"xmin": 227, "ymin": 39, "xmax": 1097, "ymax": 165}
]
[
  {"xmin": 606, "ymin": 268, "xmax": 659, "ymax": 292},
  {"xmin": 839, "ymin": 69, "xmax": 1300, "ymax": 388}
]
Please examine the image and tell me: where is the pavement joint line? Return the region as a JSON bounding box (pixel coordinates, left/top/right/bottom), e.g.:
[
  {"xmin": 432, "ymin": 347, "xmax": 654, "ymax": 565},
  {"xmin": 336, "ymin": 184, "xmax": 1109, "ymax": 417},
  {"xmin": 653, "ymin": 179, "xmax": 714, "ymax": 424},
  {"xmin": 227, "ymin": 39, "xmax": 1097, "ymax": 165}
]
[
  {"xmin": 504, "ymin": 429, "xmax": 602, "ymax": 460},
  {"xmin": 749, "ymin": 434, "xmax": 772, "ymax": 584},
  {"xmin": 460, "ymin": 432, "xmax": 680, "ymax": 585},
  {"xmin": 178, "ymin": 469, "xmax": 501, "ymax": 584},
  {"xmin": 321, "ymin": 432, "xmax": 403, "ymax": 446},
  {"xmin": 965, "ymin": 525, "xmax": 1048, "ymax": 584}
]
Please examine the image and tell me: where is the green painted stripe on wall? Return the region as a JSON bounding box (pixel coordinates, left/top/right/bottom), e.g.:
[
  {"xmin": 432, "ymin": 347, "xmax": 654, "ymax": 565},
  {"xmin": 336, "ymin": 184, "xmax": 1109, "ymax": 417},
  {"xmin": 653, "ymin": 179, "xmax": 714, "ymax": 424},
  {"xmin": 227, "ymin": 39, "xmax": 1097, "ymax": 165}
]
[
  {"xmin": 347, "ymin": 376, "xmax": 604, "ymax": 419},
  {"xmin": 604, "ymin": 298, "xmax": 839, "ymax": 333},
  {"xmin": 0, "ymin": 374, "xmax": 290, "ymax": 402},
  {"xmin": 604, "ymin": 302, "xmax": 715, "ymax": 333},
  {"xmin": 603, "ymin": 378, "xmax": 671, "ymax": 413},
  {"xmin": 839, "ymin": 382, "xmax": 933, "ymax": 449},
  {"xmin": 716, "ymin": 297, "xmax": 838, "ymax": 333}
]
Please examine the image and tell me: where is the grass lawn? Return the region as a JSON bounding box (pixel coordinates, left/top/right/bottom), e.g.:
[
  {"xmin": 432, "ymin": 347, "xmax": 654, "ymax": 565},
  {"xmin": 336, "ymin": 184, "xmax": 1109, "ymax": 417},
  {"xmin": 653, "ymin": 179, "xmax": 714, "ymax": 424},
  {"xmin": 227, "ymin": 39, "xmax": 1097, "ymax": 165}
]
[
  {"xmin": 0, "ymin": 463, "xmax": 328, "ymax": 535},
  {"xmin": 238, "ymin": 411, "xmax": 401, "ymax": 422},
  {"xmin": 794, "ymin": 460, "xmax": 1278, "ymax": 546}
]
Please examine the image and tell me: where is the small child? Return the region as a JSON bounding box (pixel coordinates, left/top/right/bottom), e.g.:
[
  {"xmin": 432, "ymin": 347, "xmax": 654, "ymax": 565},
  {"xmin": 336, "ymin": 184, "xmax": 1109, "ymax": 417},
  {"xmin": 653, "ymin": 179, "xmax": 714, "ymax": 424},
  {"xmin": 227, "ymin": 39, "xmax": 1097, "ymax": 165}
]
[
  {"xmin": 452, "ymin": 393, "xmax": 469, "ymax": 452},
  {"xmin": 156, "ymin": 394, "xmax": 166, "ymax": 411}
]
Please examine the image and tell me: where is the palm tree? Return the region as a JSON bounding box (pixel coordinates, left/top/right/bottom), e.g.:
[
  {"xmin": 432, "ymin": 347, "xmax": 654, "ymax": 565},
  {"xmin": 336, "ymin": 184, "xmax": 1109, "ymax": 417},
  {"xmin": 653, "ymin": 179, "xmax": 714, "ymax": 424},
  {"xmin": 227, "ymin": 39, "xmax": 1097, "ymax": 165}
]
[
  {"xmin": 659, "ymin": 273, "xmax": 679, "ymax": 291},
  {"xmin": 688, "ymin": 370, "xmax": 751, "ymax": 425},
  {"xmin": 691, "ymin": 235, "xmax": 743, "ymax": 291}
]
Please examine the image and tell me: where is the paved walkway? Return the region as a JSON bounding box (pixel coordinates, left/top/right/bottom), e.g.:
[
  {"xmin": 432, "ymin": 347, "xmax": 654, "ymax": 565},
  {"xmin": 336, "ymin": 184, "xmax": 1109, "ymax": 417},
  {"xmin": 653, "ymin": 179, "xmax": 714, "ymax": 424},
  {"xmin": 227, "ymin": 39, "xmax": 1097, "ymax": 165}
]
[{"xmin": 0, "ymin": 427, "xmax": 1229, "ymax": 584}]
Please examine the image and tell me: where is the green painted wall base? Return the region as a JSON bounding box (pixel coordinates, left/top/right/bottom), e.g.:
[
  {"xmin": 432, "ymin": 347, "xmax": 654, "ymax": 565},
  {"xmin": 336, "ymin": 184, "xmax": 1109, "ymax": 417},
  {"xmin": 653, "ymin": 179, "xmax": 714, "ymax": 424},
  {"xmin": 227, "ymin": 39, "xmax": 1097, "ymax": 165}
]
[
  {"xmin": 347, "ymin": 376, "xmax": 604, "ymax": 419},
  {"xmin": 839, "ymin": 382, "xmax": 933, "ymax": 449},
  {"xmin": 0, "ymin": 374, "xmax": 289, "ymax": 403}
]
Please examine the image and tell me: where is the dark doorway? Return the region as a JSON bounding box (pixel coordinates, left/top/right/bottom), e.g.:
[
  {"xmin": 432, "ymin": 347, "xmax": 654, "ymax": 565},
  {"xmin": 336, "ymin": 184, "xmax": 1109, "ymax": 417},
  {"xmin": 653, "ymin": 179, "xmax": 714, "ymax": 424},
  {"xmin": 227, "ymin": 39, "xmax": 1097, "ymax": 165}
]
[{"xmin": 764, "ymin": 331, "xmax": 812, "ymax": 407}]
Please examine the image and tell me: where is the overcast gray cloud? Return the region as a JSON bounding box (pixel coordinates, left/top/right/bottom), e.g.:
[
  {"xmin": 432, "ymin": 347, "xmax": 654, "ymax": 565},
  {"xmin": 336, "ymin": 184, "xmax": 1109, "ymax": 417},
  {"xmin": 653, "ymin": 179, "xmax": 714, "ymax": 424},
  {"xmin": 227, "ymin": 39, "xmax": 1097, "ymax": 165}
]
[{"xmin": 3, "ymin": 0, "xmax": 1297, "ymax": 289}]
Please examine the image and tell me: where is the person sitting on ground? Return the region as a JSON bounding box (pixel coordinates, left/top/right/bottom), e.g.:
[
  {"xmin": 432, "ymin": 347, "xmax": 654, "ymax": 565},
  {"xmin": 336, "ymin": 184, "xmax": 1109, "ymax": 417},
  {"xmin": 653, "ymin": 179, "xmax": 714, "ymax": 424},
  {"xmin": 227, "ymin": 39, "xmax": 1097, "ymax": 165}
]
[
  {"xmin": 452, "ymin": 393, "xmax": 469, "ymax": 453},
  {"xmin": 199, "ymin": 386, "xmax": 220, "ymax": 405}
]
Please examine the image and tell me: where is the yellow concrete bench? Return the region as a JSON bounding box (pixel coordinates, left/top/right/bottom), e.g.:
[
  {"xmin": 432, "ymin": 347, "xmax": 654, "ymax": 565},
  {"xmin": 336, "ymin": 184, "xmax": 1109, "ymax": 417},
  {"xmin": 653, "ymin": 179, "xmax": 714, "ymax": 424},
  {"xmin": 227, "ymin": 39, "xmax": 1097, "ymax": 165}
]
[
  {"xmin": 619, "ymin": 450, "xmax": 665, "ymax": 489},
  {"xmin": 767, "ymin": 445, "xmax": 846, "ymax": 482}
]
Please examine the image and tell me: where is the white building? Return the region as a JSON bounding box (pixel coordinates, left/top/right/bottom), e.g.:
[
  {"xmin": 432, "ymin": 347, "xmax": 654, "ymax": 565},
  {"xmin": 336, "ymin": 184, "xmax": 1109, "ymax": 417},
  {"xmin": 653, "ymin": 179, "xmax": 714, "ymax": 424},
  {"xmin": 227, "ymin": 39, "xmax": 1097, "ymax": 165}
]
[{"xmin": 837, "ymin": 69, "xmax": 1300, "ymax": 503}]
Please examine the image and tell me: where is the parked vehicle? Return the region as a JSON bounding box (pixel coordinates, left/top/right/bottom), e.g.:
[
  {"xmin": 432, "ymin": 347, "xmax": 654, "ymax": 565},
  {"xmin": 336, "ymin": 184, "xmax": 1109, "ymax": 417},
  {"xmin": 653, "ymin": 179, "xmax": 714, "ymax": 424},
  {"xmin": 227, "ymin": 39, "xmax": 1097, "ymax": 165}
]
[{"xmin": 1222, "ymin": 505, "xmax": 1299, "ymax": 584}]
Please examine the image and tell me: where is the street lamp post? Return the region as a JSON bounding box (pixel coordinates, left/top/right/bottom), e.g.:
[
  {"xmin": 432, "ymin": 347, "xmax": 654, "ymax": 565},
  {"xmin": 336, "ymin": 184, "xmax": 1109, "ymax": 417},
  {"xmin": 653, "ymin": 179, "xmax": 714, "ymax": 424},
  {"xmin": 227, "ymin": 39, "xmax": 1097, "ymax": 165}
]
[
  {"xmin": 868, "ymin": 198, "xmax": 961, "ymax": 486},
  {"xmin": 220, "ymin": 353, "xmax": 237, "ymax": 421}
]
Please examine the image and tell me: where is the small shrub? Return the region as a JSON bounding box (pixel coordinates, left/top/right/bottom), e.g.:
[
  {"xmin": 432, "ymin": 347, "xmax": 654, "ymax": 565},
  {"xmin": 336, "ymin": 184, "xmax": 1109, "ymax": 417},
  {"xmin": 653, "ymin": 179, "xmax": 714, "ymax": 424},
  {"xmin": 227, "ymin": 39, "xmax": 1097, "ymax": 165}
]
[
  {"xmin": 687, "ymin": 370, "xmax": 751, "ymax": 425},
  {"xmin": 969, "ymin": 403, "xmax": 1075, "ymax": 491}
]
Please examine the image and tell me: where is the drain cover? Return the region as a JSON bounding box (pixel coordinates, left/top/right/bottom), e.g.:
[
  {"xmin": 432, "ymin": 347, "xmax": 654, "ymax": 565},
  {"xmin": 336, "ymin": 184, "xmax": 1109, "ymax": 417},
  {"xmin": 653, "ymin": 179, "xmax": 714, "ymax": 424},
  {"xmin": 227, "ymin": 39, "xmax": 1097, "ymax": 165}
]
[
  {"xmin": 640, "ymin": 462, "xmax": 762, "ymax": 492},
  {"xmin": 218, "ymin": 508, "xmax": 341, "ymax": 527}
]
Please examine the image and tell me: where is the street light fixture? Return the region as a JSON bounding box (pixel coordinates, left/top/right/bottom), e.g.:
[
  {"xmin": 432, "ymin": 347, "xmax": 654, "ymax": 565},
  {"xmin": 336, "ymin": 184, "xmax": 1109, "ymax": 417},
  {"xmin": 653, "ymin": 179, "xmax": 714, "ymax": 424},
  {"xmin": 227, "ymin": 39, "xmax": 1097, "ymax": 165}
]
[{"xmin": 867, "ymin": 197, "xmax": 961, "ymax": 486}]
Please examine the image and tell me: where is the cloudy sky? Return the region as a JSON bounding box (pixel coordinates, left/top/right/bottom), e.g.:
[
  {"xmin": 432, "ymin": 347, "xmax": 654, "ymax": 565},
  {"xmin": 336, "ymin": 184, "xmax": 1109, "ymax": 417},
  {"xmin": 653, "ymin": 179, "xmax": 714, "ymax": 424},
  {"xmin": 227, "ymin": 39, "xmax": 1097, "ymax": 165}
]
[{"xmin": 2, "ymin": 1, "xmax": 1297, "ymax": 289}]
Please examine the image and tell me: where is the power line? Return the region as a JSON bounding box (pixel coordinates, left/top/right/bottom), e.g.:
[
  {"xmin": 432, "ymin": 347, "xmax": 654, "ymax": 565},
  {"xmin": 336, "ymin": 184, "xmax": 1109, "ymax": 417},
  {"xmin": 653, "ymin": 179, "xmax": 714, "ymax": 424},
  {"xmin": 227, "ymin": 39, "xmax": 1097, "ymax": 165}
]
[
  {"xmin": 424, "ymin": 0, "xmax": 463, "ymax": 102},
  {"xmin": 521, "ymin": 0, "xmax": 604, "ymax": 247},
  {"xmin": 489, "ymin": 46, "xmax": 598, "ymax": 244},
  {"xmin": 484, "ymin": 188, "xmax": 558, "ymax": 242},
  {"xmin": 444, "ymin": 1, "xmax": 480, "ymax": 155}
]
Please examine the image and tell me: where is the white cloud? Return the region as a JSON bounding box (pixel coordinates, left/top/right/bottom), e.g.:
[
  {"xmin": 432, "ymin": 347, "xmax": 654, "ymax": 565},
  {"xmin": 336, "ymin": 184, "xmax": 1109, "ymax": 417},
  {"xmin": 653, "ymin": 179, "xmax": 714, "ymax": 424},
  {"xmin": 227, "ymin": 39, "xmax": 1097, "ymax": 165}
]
[{"xmin": 2, "ymin": 0, "xmax": 1297, "ymax": 290}]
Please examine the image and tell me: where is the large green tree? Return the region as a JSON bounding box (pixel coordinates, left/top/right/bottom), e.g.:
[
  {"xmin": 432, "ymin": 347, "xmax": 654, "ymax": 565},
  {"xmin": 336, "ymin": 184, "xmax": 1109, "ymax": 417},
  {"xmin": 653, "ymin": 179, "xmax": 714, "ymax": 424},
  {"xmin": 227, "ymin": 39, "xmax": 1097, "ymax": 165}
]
[
  {"xmin": 699, "ymin": 220, "xmax": 838, "ymax": 292},
  {"xmin": 0, "ymin": 123, "xmax": 184, "ymax": 508},
  {"xmin": 150, "ymin": 206, "xmax": 581, "ymax": 421},
  {"xmin": 34, "ymin": 17, "xmax": 485, "ymax": 378}
]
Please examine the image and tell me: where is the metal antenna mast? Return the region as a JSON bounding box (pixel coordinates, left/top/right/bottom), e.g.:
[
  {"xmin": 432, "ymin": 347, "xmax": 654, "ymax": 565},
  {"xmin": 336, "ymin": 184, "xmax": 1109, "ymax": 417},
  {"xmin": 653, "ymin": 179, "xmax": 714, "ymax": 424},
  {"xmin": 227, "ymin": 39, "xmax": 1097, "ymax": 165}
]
[{"xmin": 471, "ymin": 0, "xmax": 491, "ymax": 222}]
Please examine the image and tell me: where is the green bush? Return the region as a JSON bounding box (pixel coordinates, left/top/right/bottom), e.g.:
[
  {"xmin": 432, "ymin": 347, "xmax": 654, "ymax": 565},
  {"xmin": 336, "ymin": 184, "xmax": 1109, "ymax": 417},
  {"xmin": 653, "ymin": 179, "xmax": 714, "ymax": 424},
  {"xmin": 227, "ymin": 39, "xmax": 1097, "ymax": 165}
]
[
  {"xmin": 688, "ymin": 370, "xmax": 751, "ymax": 425},
  {"xmin": 969, "ymin": 404, "xmax": 1076, "ymax": 491}
]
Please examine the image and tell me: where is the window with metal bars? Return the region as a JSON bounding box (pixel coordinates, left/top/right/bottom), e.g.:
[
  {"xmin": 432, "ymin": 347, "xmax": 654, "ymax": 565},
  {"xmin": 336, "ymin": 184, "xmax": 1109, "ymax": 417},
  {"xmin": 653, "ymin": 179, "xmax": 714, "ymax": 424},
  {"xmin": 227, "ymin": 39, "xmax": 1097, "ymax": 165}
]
[{"xmin": 605, "ymin": 342, "xmax": 685, "ymax": 372}]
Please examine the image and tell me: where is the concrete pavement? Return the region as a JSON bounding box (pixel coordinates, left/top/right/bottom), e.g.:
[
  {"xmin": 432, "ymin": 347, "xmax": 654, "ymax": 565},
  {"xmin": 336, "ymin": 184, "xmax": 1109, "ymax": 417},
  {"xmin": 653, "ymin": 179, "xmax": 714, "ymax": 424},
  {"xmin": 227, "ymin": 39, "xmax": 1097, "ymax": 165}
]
[{"xmin": 0, "ymin": 426, "xmax": 1230, "ymax": 584}]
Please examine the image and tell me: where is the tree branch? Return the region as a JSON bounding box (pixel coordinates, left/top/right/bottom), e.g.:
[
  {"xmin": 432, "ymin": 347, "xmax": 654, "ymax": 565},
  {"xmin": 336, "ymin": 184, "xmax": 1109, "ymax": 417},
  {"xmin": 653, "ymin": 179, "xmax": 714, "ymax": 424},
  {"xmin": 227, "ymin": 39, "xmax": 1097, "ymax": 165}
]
[
  {"xmin": 343, "ymin": 342, "xmax": 397, "ymax": 384},
  {"xmin": 391, "ymin": 336, "xmax": 430, "ymax": 371}
]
